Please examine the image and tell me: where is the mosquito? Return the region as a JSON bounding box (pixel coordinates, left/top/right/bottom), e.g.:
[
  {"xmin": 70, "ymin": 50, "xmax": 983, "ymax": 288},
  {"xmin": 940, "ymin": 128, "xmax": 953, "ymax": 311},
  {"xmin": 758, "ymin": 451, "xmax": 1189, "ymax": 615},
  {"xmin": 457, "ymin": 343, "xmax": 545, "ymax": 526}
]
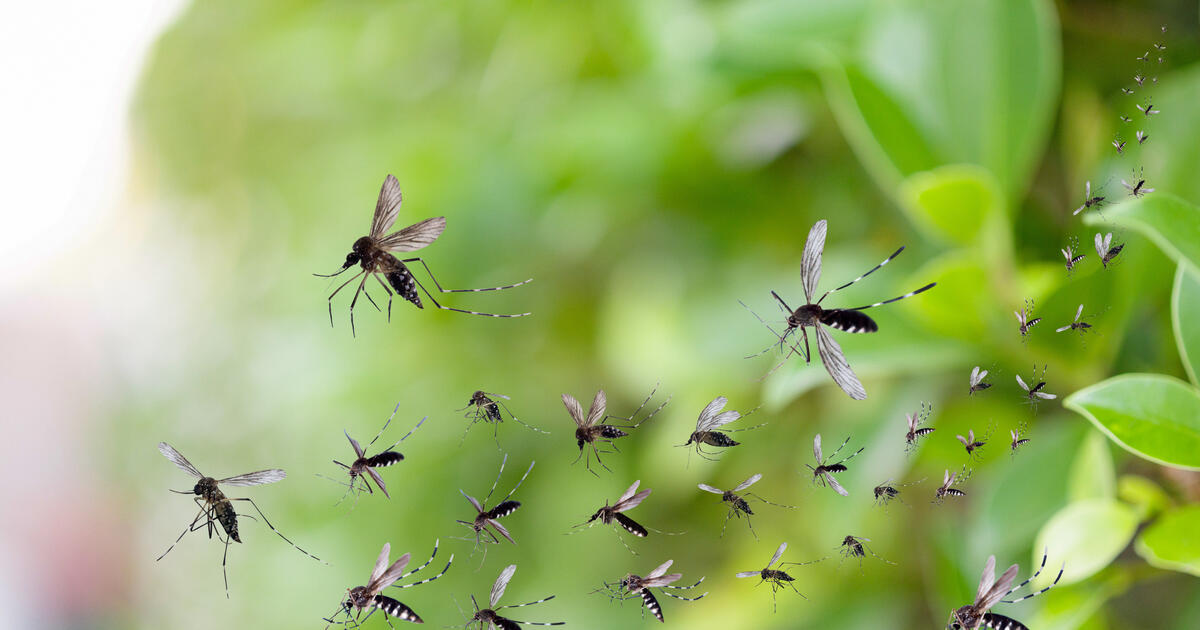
[
  {"xmin": 156, "ymin": 442, "xmax": 322, "ymax": 598},
  {"xmin": 873, "ymin": 478, "xmax": 922, "ymax": 508},
  {"xmin": 744, "ymin": 219, "xmax": 936, "ymax": 400},
  {"xmin": 969, "ymin": 366, "xmax": 993, "ymax": 395},
  {"xmin": 1073, "ymin": 181, "xmax": 1106, "ymax": 216},
  {"xmin": 315, "ymin": 174, "xmax": 531, "ymax": 335},
  {"xmin": 806, "ymin": 434, "xmax": 863, "ymax": 497},
  {"xmin": 456, "ymin": 455, "xmax": 535, "ymax": 562},
  {"xmin": 956, "ymin": 429, "xmax": 987, "ymax": 460},
  {"xmin": 735, "ymin": 542, "xmax": 823, "ymax": 612},
  {"xmin": 1122, "ymin": 170, "xmax": 1154, "ymax": 197},
  {"xmin": 1119, "ymin": 115, "xmax": 1132, "ymax": 123},
  {"xmin": 562, "ymin": 386, "xmax": 669, "ymax": 475},
  {"xmin": 1154, "ymin": 42, "xmax": 1166, "ymax": 51},
  {"xmin": 465, "ymin": 565, "xmax": 563, "ymax": 630},
  {"xmin": 459, "ymin": 391, "xmax": 548, "ymax": 448},
  {"xmin": 934, "ymin": 468, "xmax": 967, "ymax": 504},
  {"xmin": 1010, "ymin": 424, "xmax": 1031, "ymax": 456},
  {"xmin": 1017, "ymin": 365, "xmax": 1057, "ymax": 410},
  {"xmin": 947, "ymin": 552, "xmax": 1064, "ymax": 630},
  {"xmin": 1095, "ymin": 232, "xmax": 1124, "ymax": 269},
  {"xmin": 600, "ymin": 559, "xmax": 706, "ymax": 623},
  {"xmin": 1133, "ymin": 74, "xmax": 1146, "ymax": 86},
  {"xmin": 1056, "ymin": 303, "xmax": 1092, "ymax": 335},
  {"xmin": 1112, "ymin": 138, "xmax": 1126, "ymax": 155},
  {"xmin": 576, "ymin": 480, "xmax": 655, "ymax": 551},
  {"xmin": 1136, "ymin": 101, "xmax": 1160, "ymax": 117},
  {"xmin": 1136, "ymin": 51, "xmax": 1150, "ymax": 62},
  {"xmin": 1136, "ymin": 130, "xmax": 1149, "ymax": 145},
  {"xmin": 323, "ymin": 540, "xmax": 452, "ymax": 628},
  {"xmin": 904, "ymin": 402, "xmax": 935, "ymax": 452},
  {"xmin": 698, "ymin": 473, "xmax": 796, "ymax": 539},
  {"xmin": 1015, "ymin": 299, "xmax": 1041, "ymax": 339},
  {"xmin": 321, "ymin": 408, "xmax": 424, "ymax": 505},
  {"xmin": 680, "ymin": 395, "xmax": 765, "ymax": 462},
  {"xmin": 1120, "ymin": 87, "xmax": 1134, "ymax": 95},
  {"xmin": 1061, "ymin": 239, "xmax": 1086, "ymax": 274},
  {"xmin": 838, "ymin": 535, "xmax": 894, "ymax": 568}
]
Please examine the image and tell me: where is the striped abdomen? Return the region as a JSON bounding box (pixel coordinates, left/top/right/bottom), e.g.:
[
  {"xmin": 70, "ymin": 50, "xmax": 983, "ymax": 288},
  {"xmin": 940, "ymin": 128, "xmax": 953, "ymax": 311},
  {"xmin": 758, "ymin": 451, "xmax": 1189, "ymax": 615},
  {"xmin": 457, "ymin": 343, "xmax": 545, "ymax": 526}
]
[
  {"xmin": 476, "ymin": 609, "xmax": 520, "ymax": 630},
  {"xmin": 385, "ymin": 263, "xmax": 421, "ymax": 308},
  {"xmin": 599, "ymin": 425, "xmax": 629, "ymax": 440},
  {"xmin": 614, "ymin": 513, "xmax": 648, "ymax": 537},
  {"xmin": 213, "ymin": 499, "xmax": 241, "ymax": 543},
  {"xmin": 820, "ymin": 309, "xmax": 878, "ymax": 333},
  {"xmin": 484, "ymin": 402, "xmax": 503, "ymax": 422},
  {"xmin": 365, "ymin": 451, "xmax": 404, "ymax": 468},
  {"xmin": 373, "ymin": 595, "xmax": 422, "ymax": 623},
  {"xmin": 728, "ymin": 494, "xmax": 752, "ymax": 515},
  {"xmin": 638, "ymin": 588, "xmax": 664, "ymax": 622},
  {"xmin": 485, "ymin": 500, "xmax": 521, "ymax": 520},
  {"xmin": 982, "ymin": 613, "xmax": 1029, "ymax": 630}
]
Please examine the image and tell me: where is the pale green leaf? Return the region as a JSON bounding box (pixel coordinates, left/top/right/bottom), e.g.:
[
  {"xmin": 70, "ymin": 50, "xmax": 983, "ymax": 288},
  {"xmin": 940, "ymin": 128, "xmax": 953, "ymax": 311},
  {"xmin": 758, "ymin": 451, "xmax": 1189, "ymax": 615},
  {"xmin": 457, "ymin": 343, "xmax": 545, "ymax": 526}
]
[
  {"xmin": 1173, "ymin": 263, "xmax": 1200, "ymax": 387},
  {"xmin": 1068, "ymin": 430, "xmax": 1114, "ymax": 502},
  {"xmin": 1135, "ymin": 506, "xmax": 1200, "ymax": 577},
  {"xmin": 1064, "ymin": 374, "xmax": 1200, "ymax": 470},
  {"xmin": 898, "ymin": 165, "xmax": 1003, "ymax": 246},
  {"xmin": 1033, "ymin": 498, "xmax": 1138, "ymax": 586},
  {"xmin": 1082, "ymin": 193, "xmax": 1200, "ymax": 274}
]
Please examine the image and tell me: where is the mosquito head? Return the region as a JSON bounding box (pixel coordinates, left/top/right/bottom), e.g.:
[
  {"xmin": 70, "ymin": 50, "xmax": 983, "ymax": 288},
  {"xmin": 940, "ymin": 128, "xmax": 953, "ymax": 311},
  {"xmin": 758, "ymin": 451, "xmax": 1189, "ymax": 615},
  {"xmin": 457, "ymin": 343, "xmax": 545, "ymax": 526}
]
[
  {"xmin": 575, "ymin": 428, "xmax": 590, "ymax": 449},
  {"xmin": 193, "ymin": 477, "xmax": 218, "ymax": 497}
]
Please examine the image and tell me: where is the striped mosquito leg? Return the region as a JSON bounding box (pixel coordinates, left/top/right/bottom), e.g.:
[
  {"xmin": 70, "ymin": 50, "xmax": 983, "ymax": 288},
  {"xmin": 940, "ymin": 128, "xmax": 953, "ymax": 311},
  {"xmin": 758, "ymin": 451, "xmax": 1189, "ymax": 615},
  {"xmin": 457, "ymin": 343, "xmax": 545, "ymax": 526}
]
[
  {"xmin": 843, "ymin": 282, "xmax": 937, "ymax": 311},
  {"xmin": 660, "ymin": 589, "xmax": 707, "ymax": 601},
  {"xmin": 510, "ymin": 622, "xmax": 565, "ymax": 627},
  {"xmin": 661, "ymin": 577, "xmax": 705, "ymax": 590},
  {"xmin": 229, "ymin": 497, "xmax": 324, "ymax": 563},
  {"xmin": 498, "ymin": 595, "xmax": 557, "ymax": 610},
  {"xmin": 157, "ymin": 502, "xmax": 215, "ymax": 561},
  {"xmin": 404, "ymin": 257, "xmax": 532, "ymax": 293},
  {"xmin": 817, "ymin": 246, "xmax": 906, "ymax": 304},
  {"xmin": 1000, "ymin": 558, "xmax": 1063, "ymax": 603},
  {"xmin": 396, "ymin": 540, "xmax": 441, "ymax": 582},
  {"xmin": 405, "ymin": 270, "xmax": 531, "ymax": 318},
  {"xmin": 395, "ymin": 554, "xmax": 454, "ymax": 589}
]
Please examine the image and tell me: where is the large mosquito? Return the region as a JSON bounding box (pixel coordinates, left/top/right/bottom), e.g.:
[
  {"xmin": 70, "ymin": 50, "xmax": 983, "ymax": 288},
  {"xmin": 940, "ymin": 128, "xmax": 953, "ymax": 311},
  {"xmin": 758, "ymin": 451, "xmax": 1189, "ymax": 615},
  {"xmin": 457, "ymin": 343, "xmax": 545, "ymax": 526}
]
[
  {"xmin": 806, "ymin": 434, "xmax": 863, "ymax": 497},
  {"xmin": 1061, "ymin": 239, "xmax": 1085, "ymax": 275},
  {"xmin": 562, "ymin": 386, "xmax": 668, "ymax": 475},
  {"xmin": 1015, "ymin": 299, "xmax": 1041, "ymax": 340},
  {"xmin": 1056, "ymin": 304, "xmax": 1092, "ymax": 336},
  {"xmin": 904, "ymin": 402, "xmax": 935, "ymax": 452},
  {"xmin": 698, "ymin": 473, "xmax": 796, "ymax": 539},
  {"xmin": 575, "ymin": 480, "xmax": 655, "ymax": 551},
  {"xmin": 315, "ymin": 174, "xmax": 531, "ymax": 335},
  {"xmin": 947, "ymin": 552, "xmax": 1064, "ymax": 630},
  {"xmin": 969, "ymin": 366, "xmax": 993, "ymax": 396},
  {"xmin": 735, "ymin": 542, "xmax": 823, "ymax": 612},
  {"xmin": 680, "ymin": 395, "xmax": 764, "ymax": 462},
  {"xmin": 600, "ymin": 559, "xmax": 706, "ymax": 623},
  {"xmin": 744, "ymin": 219, "xmax": 936, "ymax": 399},
  {"xmin": 324, "ymin": 540, "xmax": 452, "ymax": 628},
  {"xmin": 934, "ymin": 468, "xmax": 968, "ymax": 504},
  {"xmin": 456, "ymin": 455, "xmax": 535, "ymax": 562},
  {"xmin": 1017, "ymin": 365, "xmax": 1057, "ymax": 410},
  {"xmin": 156, "ymin": 442, "xmax": 321, "ymax": 598},
  {"xmin": 1073, "ymin": 181, "xmax": 1105, "ymax": 216},
  {"xmin": 465, "ymin": 565, "xmax": 563, "ymax": 630},
  {"xmin": 1095, "ymin": 232, "xmax": 1124, "ymax": 269},
  {"xmin": 459, "ymin": 391, "xmax": 548, "ymax": 448},
  {"xmin": 322, "ymin": 408, "xmax": 425, "ymax": 505}
]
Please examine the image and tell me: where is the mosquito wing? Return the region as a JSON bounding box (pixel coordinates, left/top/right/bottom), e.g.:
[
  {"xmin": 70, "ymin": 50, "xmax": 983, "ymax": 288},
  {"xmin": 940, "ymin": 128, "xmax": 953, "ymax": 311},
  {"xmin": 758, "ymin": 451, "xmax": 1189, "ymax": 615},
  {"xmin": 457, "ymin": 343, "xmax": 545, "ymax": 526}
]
[
  {"xmin": 801, "ymin": 219, "xmax": 828, "ymax": 302},
  {"xmin": 956, "ymin": 434, "xmax": 971, "ymax": 447},
  {"xmin": 219, "ymin": 468, "xmax": 286, "ymax": 487},
  {"xmin": 1016, "ymin": 374, "xmax": 1030, "ymax": 392},
  {"xmin": 697, "ymin": 483, "xmax": 724, "ymax": 495},
  {"xmin": 1094, "ymin": 233, "xmax": 1105, "ymax": 258},
  {"xmin": 615, "ymin": 480, "xmax": 642, "ymax": 505},
  {"xmin": 823, "ymin": 471, "xmax": 849, "ymax": 496},
  {"xmin": 768, "ymin": 542, "xmax": 788, "ymax": 569},
  {"xmin": 379, "ymin": 216, "xmax": 446, "ymax": 253},
  {"xmin": 367, "ymin": 466, "xmax": 390, "ymax": 499},
  {"xmin": 615, "ymin": 489, "xmax": 653, "ymax": 513},
  {"xmin": 943, "ymin": 469, "xmax": 953, "ymax": 487},
  {"xmin": 561, "ymin": 393, "xmax": 585, "ymax": 427},
  {"xmin": 371, "ymin": 551, "xmax": 413, "ymax": 592},
  {"xmin": 695, "ymin": 396, "xmax": 729, "ymax": 431},
  {"xmin": 491, "ymin": 564, "xmax": 517, "ymax": 608},
  {"xmin": 978, "ymin": 563, "xmax": 1020, "ymax": 611},
  {"xmin": 645, "ymin": 559, "xmax": 674, "ymax": 580},
  {"xmin": 816, "ymin": 325, "xmax": 867, "ymax": 400},
  {"xmin": 461, "ymin": 490, "xmax": 484, "ymax": 514},
  {"xmin": 368, "ymin": 543, "xmax": 392, "ymax": 589},
  {"xmin": 735, "ymin": 571, "xmax": 761, "ymax": 578},
  {"xmin": 585, "ymin": 389, "xmax": 607, "ymax": 428},
  {"xmin": 1035, "ymin": 392, "xmax": 1057, "ymax": 400},
  {"xmin": 157, "ymin": 442, "xmax": 203, "ymax": 479},
  {"xmin": 813, "ymin": 433, "xmax": 823, "ymax": 462},
  {"xmin": 369, "ymin": 174, "xmax": 404, "ymax": 239},
  {"xmin": 346, "ymin": 431, "xmax": 365, "ymax": 459},
  {"xmin": 974, "ymin": 555, "xmax": 996, "ymax": 606},
  {"xmin": 733, "ymin": 473, "xmax": 763, "ymax": 492}
]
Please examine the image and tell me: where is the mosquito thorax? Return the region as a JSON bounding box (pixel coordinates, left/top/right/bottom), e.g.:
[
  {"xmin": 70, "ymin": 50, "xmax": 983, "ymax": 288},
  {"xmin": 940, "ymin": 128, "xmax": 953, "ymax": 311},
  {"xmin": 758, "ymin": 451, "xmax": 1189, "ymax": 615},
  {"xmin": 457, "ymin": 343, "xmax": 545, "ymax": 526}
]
[
  {"xmin": 790, "ymin": 303, "xmax": 823, "ymax": 327},
  {"xmin": 194, "ymin": 477, "xmax": 219, "ymax": 497}
]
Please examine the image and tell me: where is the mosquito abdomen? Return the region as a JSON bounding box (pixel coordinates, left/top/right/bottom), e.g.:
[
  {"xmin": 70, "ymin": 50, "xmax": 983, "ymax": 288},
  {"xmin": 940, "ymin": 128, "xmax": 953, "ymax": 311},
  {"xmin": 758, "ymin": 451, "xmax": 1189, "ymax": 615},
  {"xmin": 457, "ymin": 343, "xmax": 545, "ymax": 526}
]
[
  {"xmin": 762, "ymin": 569, "xmax": 794, "ymax": 582},
  {"xmin": 599, "ymin": 425, "xmax": 629, "ymax": 439},
  {"xmin": 820, "ymin": 309, "xmax": 878, "ymax": 333},
  {"xmin": 385, "ymin": 265, "xmax": 421, "ymax": 308},
  {"xmin": 214, "ymin": 500, "xmax": 241, "ymax": 543},
  {"xmin": 373, "ymin": 595, "xmax": 422, "ymax": 623},
  {"xmin": 366, "ymin": 451, "xmax": 404, "ymax": 468},
  {"xmin": 701, "ymin": 432, "xmax": 739, "ymax": 447},
  {"xmin": 486, "ymin": 500, "xmax": 521, "ymax": 519}
]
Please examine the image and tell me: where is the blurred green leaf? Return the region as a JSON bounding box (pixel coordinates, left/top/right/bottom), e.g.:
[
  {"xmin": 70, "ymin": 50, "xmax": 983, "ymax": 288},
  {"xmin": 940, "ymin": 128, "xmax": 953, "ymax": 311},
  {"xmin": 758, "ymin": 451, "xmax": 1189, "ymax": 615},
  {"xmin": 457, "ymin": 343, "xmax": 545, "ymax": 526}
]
[
  {"xmin": 1068, "ymin": 430, "xmax": 1114, "ymax": 502},
  {"xmin": 903, "ymin": 252, "xmax": 996, "ymax": 341},
  {"xmin": 1173, "ymin": 264, "xmax": 1200, "ymax": 386},
  {"xmin": 1083, "ymin": 194, "xmax": 1200, "ymax": 274},
  {"xmin": 1135, "ymin": 505, "xmax": 1200, "ymax": 577},
  {"xmin": 1033, "ymin": 498, "xmax": 1138, "ymax": 587},
  {"xmin": 1064, "ymin": 374, "xmax": 1200, "ymax": 470},
  {"xmin": 719, "ymin": 0, "xmax": 871, "ymax": 69},
  {"xmin": 1117, "ymin": 475, "xmax": 1171, "ymax": 522},
  {"xmin": 898, "ymin": 165, "xmax": 1003, "ymax": 246}
]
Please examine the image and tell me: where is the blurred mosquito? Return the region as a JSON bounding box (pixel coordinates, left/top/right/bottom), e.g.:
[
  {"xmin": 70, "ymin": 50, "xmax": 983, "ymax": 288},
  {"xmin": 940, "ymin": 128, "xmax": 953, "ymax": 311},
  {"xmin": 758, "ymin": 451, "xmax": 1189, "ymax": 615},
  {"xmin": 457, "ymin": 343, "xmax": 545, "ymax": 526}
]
[
  {"xmin": 1010, "ymin": 424, "xmax": 1031, "ymax": 456},
  {"xmin": 735, "ymin": 542, "xmax": 823, "ymax": 612},
  {"xmin": 1154, "ymin": 42, "xmax": 1166, "ymax": 50},
  {"xmin": 698, "ymin": 473, "xmax": 796, "ymax": 539},
  {"xmin": 1136, "ymin": 51, "xmax": 1150, "ymax": 62},
  {"xmin": 575, "ymin": 480, "xmax": 655, "ymax": 551},
  {"xmin": 873, "ymin": 478, "xmax": 923, "ymax": 508},
  {"xmin": 1120, "ymin": 87, "xmax": 1134, "ymax": 95},
  {"xmin": 806, "ymin": 434, "xmax": 863, "ymax": 497},
  {"xmin": 1136, "ymin": 130, "xmax": 1149, "ymax": 145},
  {"xmin": 456, "ymin": 455, "xmax": 534, "ymax": 563},
  {"xmin": 947, "ymin": 551, "xmax": 1064, "ymax": 630},
  {"xmin": 1133, "ymin": 74, "xmax": 1146, "ymax": 86},
  {"xmin": 838, "ymin": 535, "xmax": 894, "ymax": 569},
  {"xmin": 1136, "ymin": 101, "xmax": 1160, "ymax": 117},
  {"xmin": 459, "ymin": 391, "xmax": 548, "ymax": 448},
  {"xmin": 1056, "ymin": 303, "xmax": 1093, "ymax": 336},
  {"xmin": 1095, "ymin": 232, "xmax": 1124, "ymax": 269},
  {"xmin": 320, "ymin": 408, "xmax": 424, "ymax": 506},
  {"xmin": 679, "ymin": 395, "xmax": 765, "ymax": 462},
  {"xmin": 465, "ymin": 565, "xmax": 563, "ymax": 630},
  {"xmin": 934, "ymin": 468, "xmax": 968, "ymax": 504},
  {"xmin": 1061, "ymin": 239, "xmax": 1086, "ymax": 274},
  {"xmin": 1123, "ymin": 169, "xmax": 1154, "ymax": 197},
  {"xmin": 969, "ymin": 366, "xmax": 993, "ymax": 395},
  {"xmin": 1015, "ymin": 299, "xmax": 1041, "ymax": 340},
  {"xmin": 1119, "ymin": 115, "xmax": 1132, "ymax": 123},
  {"xmin": 323, "ymin": 540, "xmax": 452, "ymax": 628},
  {"xmin": 1073, "ymin": 181, "xmax": 1106, "ymax": 216},
  {"xmin": 1112, "ymin": 138, "xmax": 1126, "ymax": 155},
  {"xmin": 904, "ymin": 402, "xmax": 935, "ymax": 452},
  {"xmin": 598, "ymin": 559, "xmax": 706, "ymax": 623},
  {"xmin": 1017, "ymin": 365, "xmax": 1057, "ymax": 410},
  {"xmin": 956, "ymin": 429, "xmax": 987, "ymax": 460},
  {"xmin": 743, "ymin": 219, "xmax": 936, "ymax": 400},
  {"xmin": 315, "ymin": 174, "xmax": 531, "ymax": 335},
  {"xmin": 157, "ymin": 442, "xmax": 321, "ymax": 598},
  {"xmin": 562, "ymin": 385, "xmax": 668, "ymax": 475}
]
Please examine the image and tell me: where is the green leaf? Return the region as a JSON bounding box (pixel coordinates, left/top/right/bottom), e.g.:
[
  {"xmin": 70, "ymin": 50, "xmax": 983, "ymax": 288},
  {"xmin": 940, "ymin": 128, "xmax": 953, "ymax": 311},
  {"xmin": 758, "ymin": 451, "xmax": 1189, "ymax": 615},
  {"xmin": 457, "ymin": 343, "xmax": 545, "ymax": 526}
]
[
  {"xmin": 719, "ymin": 0, "xmax": 872, "ymax": 69},
  {"xmin": 897, "ymin": 165, "xmax": 1003, "ymax": 245},
  {"xmin": 1068, "ymin": 430, "xmax": 1114, "ymax": 502},
  {"xmin": 1064, "ymin": 374, "xmax": 1200, "ymax": 470},
  {"xmin": 1117, "ymin": 475, "xmax": 1171, "ymax": 522},
  {"xmin": 1173, "ymin": 263, "xmax": 1200, "ymax": 386},
  {"xmin": 1083, "ymin": 193, "xmax": 1200, "ymax": 274},
  {"xmin": 1135, "ymin": 505, "xmax": 1200, "ymax": 577},
  {"xmin": 1033, "ymin": 499, "xmax": 1138, "ymax": 586}
]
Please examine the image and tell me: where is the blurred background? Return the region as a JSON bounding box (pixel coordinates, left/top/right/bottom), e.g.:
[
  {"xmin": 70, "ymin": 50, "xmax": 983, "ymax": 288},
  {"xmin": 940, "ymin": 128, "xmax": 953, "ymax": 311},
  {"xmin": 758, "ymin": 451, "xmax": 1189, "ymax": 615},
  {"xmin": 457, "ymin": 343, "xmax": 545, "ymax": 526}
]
[{"xmin": 3, "ymin": 0, "xmax": 1199, "ymax": 628}]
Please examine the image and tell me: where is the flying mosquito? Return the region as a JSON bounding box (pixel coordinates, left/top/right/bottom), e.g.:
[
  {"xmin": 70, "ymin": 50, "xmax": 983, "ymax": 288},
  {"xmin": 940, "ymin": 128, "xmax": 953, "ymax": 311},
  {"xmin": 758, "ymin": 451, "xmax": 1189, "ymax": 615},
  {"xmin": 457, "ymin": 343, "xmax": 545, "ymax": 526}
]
[
  {"xmin": 465, "ymin": 564, "xmax": 564, "ymax": 630},
  {"xmin": 315, "ymin": 174, "xmax": 531, "ymax": 335},
  {"xmin": 969, "ymin": 366, "xmax": 993, "ymax": 395},
  {"xmin": 1056, "ymin": 303, "xmax": 1092, "ymax": 335},
  {"xmin": 1015, "ymin": 299, "xmax": 1041, "ymax": 339},
  {"xmin": 1061, "ymin": 239, "xmax": 1086, "ymax": 274},
  {"xmin": 934, "ymin": 468, "xmax": 968, "ymax": 504},
  {"xmin": 1136, "ymin": 130, "xmax": 1149, "ymax": 145},
  {"xmin": 873, "ymin": 478, "xmax": 923, "ymax": 508},
  {"xmin": 1122, "ymin": 170, "xmax": 1154, "ymax": 197},
  {"xmin": 679, "ymin": 395, "xmax": 764, "ymax": 462},
  {"xmin": 744, "ymin": 219, "xmax": 936, "ymax": 400},
  {"xmin": 838, "ymin": 535, "xmax": 894, "ymax": 568},
  {"xmin": 904, "ymin": 402, "xmax": 935, "ymax": 452},
  {"xmin": 1154, "ymin": 42, "xmax": 1167, "ymax": 50},
  {"xmin": 698, "ymin": 473, "xmax": 796, "ymax": 539},
  {"xmin": 735, "ymin": 542, "xmax": 822, "ymax": 612},
  {"xmin": 947, "ymin": 552, "xmax": 1064, "ymax": 630},
  {"xmin": 456, "ymin": 455, "xmax": 535, "ymax": 560},
  {"xmin": 599, "ymin": 559, "xmax": 706, "ymax": 623},
  {"xmin": 1119, "ymin": 115, "xmax": 1132, "ymax": 123},
  {"xmin": 1133, "ymin": 74, "xmax": 1146, "ymax": 86},
  {"xmin": 956, "ymin": 429, "xmax": 988, "ymax": 460},
  {"xmin": 1073, "ymin": 181, "xmax": 1106, "ymax": 216},
  {"xmin": 323, "ymin": 540, "xmax": 452, "ymax": 628},
  {"xmin": 576, "ymin": 480, "xmax": 655, "ymax": 550},
  {"xmin": 321, "ymin": 408, "xmax": 424, "ymax": 505},
  {"xmin": 1017, "ymin": 365, "xmax": 1057, "ymax": 410},
  {"xmin": 1136, "ymin": 51, "xmax": 1150, "ymax": 62},
  {"xmin": 806, "ymin": 434, "xmax": 863, "ymax": 497},
  {"xmin": 1095, "ymin": 232, "xmax": 1124, "ymax": 269},
  {"xmin": 459, "ymin": 391, "xmax": 548, "ymax": 448},
  {"xmin": 1120, "ymin": 87, "xmax": 1134, "ymax": 95},
  {"xmin": 156, "ymin": 442, "xmax": 322, "ymax": 598},
  {"xmin": 1010, "ymin": 424, "xmax": 1031, "ymax": 456},
  {"xmin": 1136, "ymin": 101, "xmax": 1160, "ymax": 117},
  {"xmin": 562, "ymin": 386, "xmax": 669, "ymax": 475}
]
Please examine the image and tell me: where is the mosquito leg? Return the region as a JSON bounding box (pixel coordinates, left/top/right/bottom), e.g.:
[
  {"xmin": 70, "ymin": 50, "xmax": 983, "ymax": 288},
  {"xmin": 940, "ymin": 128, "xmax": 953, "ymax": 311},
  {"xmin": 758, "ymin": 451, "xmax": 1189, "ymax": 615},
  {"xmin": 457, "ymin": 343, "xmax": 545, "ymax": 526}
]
[
  {"xmin": 347, "ymin": 273, "xmax": 371, "ymax": 337},
  {"xmin": 326, "ymin": 269, "xmax": 367, "ymax": 328},
  {"xmin": 404, "ymin": 270, "xmax": 530, "ymax": 318},
  {"xmin": 221, "ymin": 532, "xmax": 232, "ymax": 599},
  {"xmin": 403, "ymin": 257, "xmax": 532, "ymax": 293},
  {"xmin": 157, "ymin": 504, "xmax": 211, "ymax": 561},
  {"xmin": 230, "ymin": 497, "xmax": 323, "ymax": 563},
  {"xmin": 372, "ymin": 272, "xmax": 394, "ymax": 322}
]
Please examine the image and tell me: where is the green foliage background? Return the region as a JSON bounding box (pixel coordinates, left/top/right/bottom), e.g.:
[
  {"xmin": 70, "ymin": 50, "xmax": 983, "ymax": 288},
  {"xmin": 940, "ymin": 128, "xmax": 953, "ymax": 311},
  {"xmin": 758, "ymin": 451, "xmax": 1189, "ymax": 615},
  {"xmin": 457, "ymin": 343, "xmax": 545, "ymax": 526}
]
[{"xmin": 113, "ymin": 1, "xmax": 1200, "ymax": 628}]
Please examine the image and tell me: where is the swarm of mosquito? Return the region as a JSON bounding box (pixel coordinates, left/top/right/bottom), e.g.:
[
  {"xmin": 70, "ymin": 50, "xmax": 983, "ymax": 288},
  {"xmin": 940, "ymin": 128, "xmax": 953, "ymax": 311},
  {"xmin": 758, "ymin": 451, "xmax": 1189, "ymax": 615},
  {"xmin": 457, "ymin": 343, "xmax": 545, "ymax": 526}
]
[
  {"xmin": 735, "ymin": 542, "xmax": 824, "ymax": 612},
  {"xmin": 698, "ymin": 473, "xmax": 795, "ymax": 539},
  {"xmin": 904, "ymin": 402, "xmax": 935, "ymax": 453},
  {"xmin": 969, "ymin": 366, "xmax": 993, "ymax": 396},
  {"xmin": 805, "ymin": 434, "xmax": 864, "ymax": 497},
  {"xmin": 947, "ymin": 551, "xmax": 1064, "ymax": 630},
  {"xmin": 1095, "ymin": 232, "xmax": 1124, "ymax": 269}
]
